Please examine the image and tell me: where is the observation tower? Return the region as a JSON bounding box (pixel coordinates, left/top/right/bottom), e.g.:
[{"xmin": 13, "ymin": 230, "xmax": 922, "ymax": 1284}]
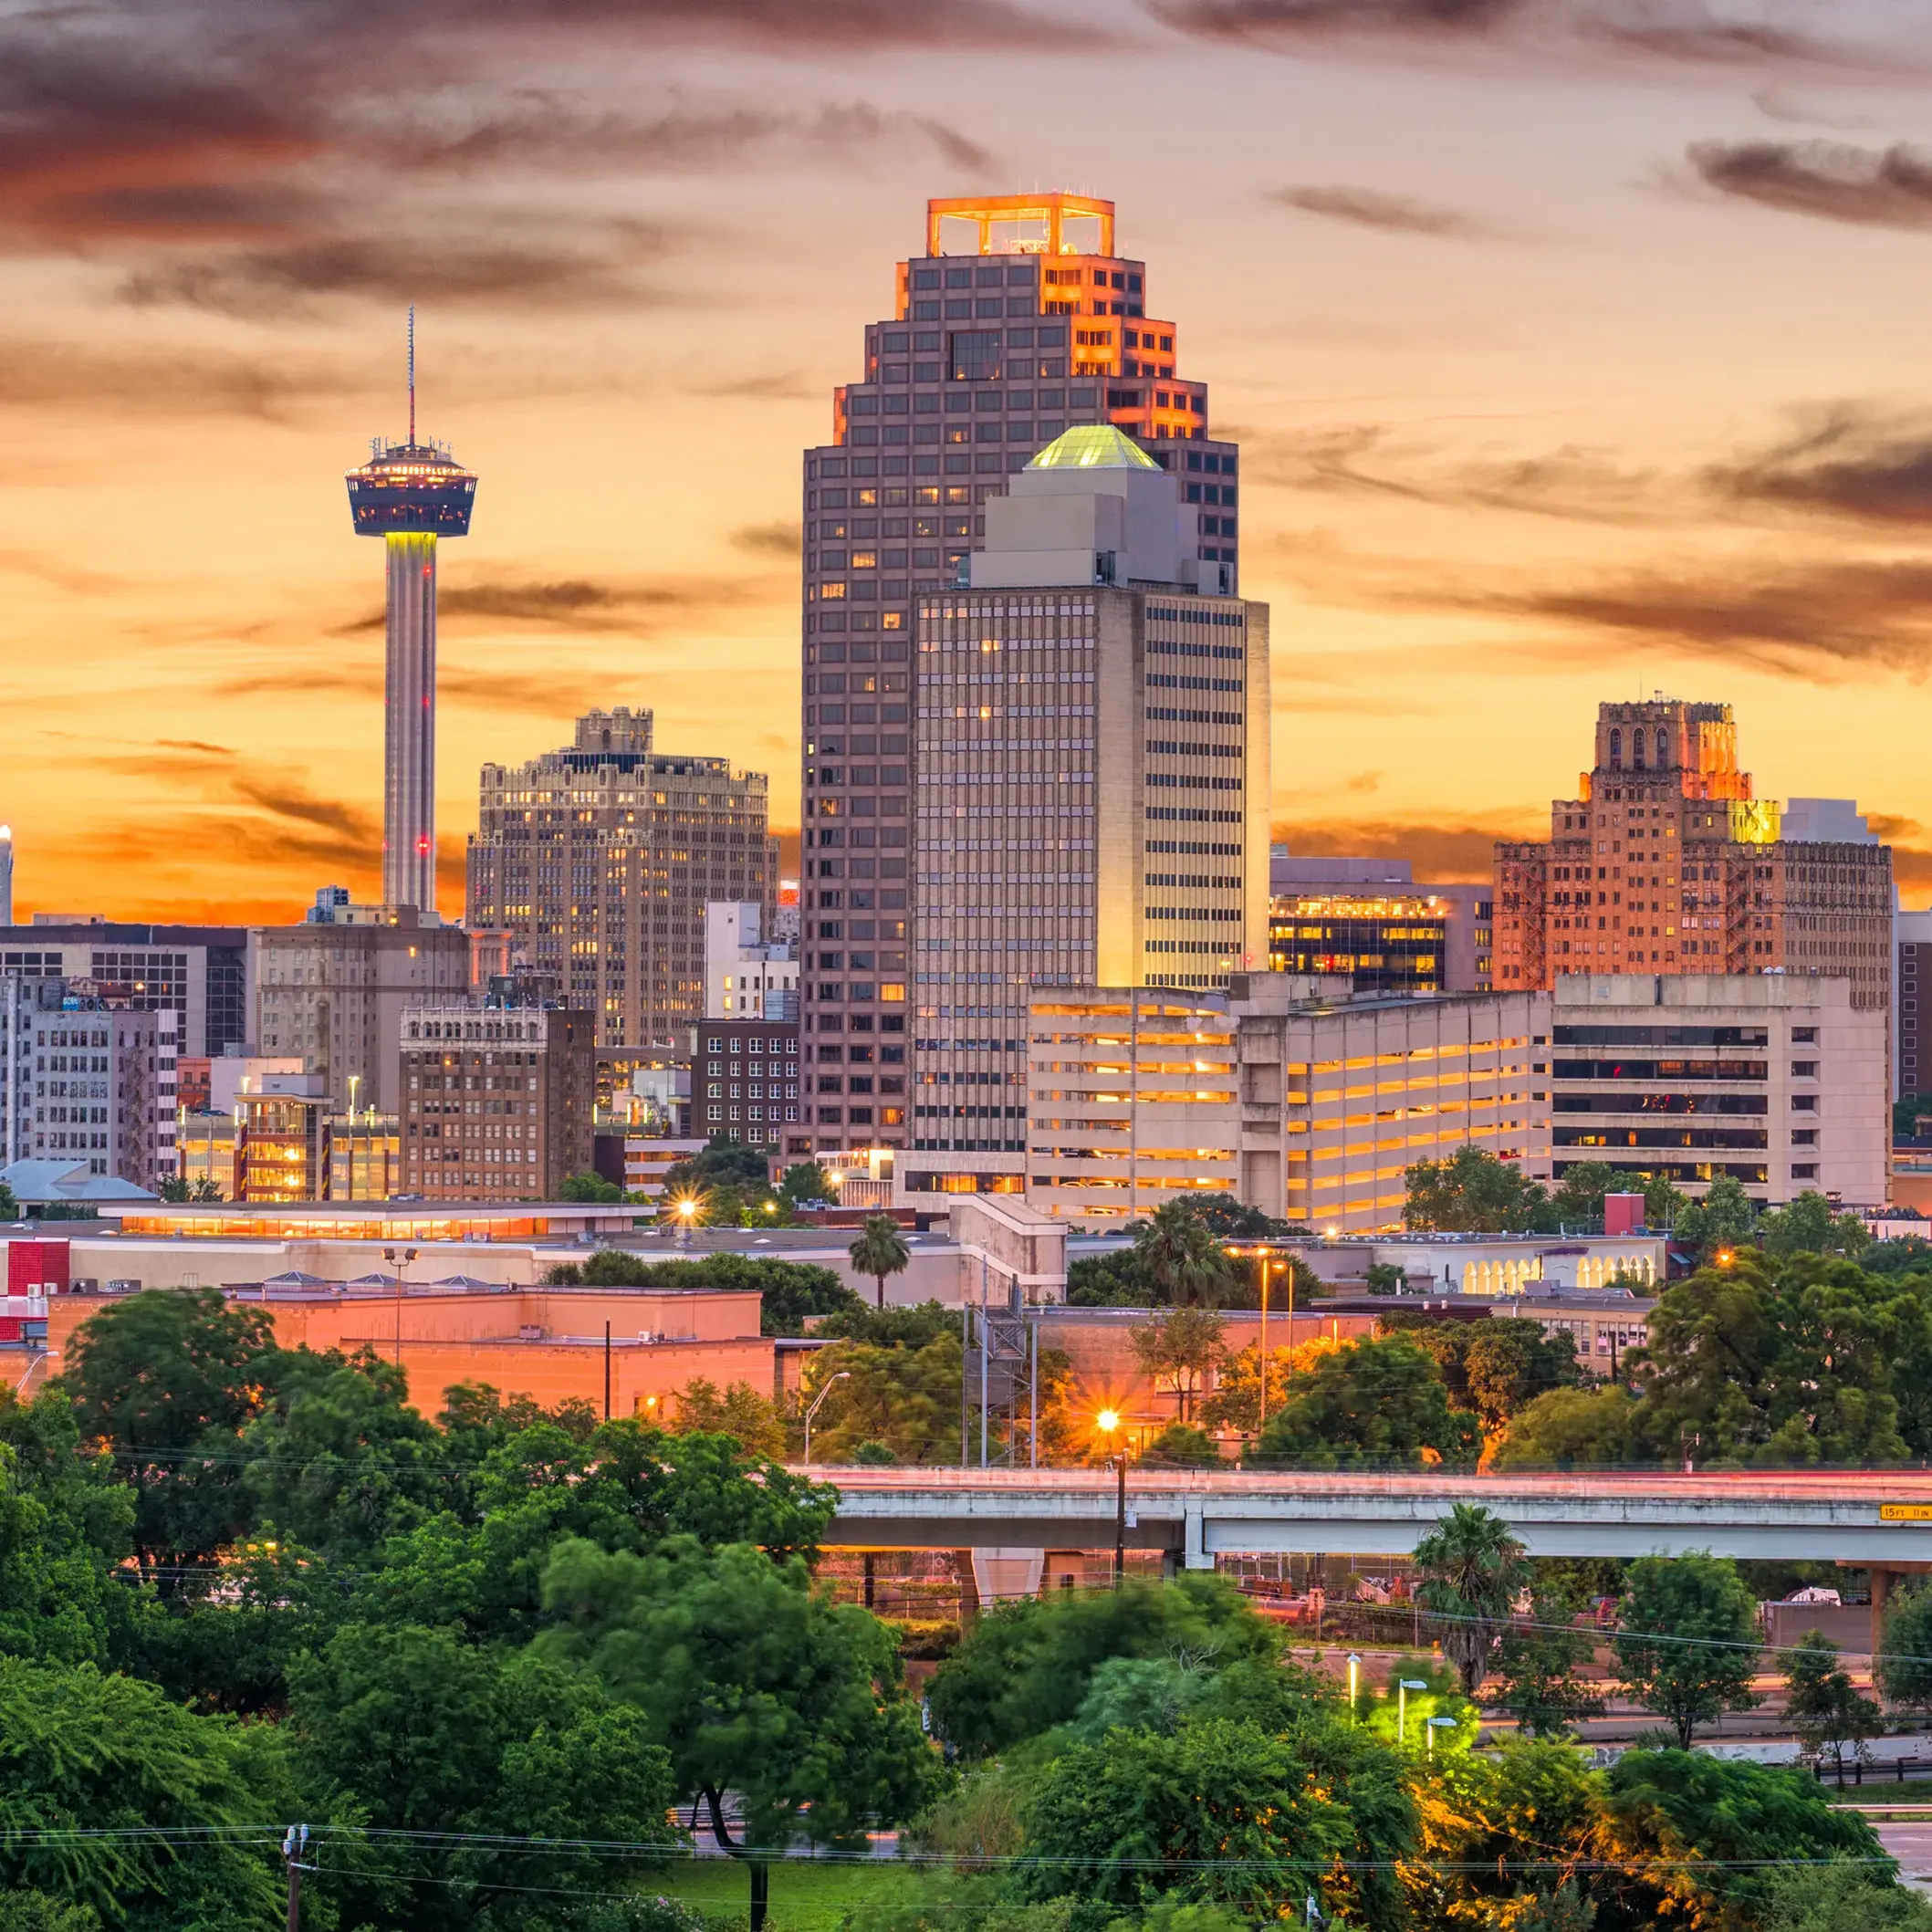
[{"xmin": 343, "ymin": 311, "xmax": 476, "ymax": 912}]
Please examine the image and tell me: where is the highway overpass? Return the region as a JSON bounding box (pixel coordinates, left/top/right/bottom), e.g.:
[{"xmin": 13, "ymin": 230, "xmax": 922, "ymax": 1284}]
[{"xmin": 816, "ymin": 1467, "xmax": 1932, "ymax": 1571}]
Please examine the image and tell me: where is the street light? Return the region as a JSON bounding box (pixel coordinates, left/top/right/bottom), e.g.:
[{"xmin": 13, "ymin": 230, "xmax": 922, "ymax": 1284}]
[
  {"xmin": 347, "ymin": 1075, "xmax": 360, "ymax": 1201},
  {"xmin": 803, "ymin": 1370, "xmax": 851, "ymax": 1466},
  {"xmin": 1347, "ymin": 1653, "xmax": 1362, "ymax": 1718},
  {"xmin": 1397, "ymin": 1678, "xmax": 1428, "ymax": 1745},
  {"xmin": 1426, "ymin": 1715, "xmax": 1457, "ymax": 1761},
  {"xmin": 1097, "ymin": 1410, "xmax": 1127, "ymax": 1588},
  {"xmin": 674, "ymin": 1195, "xmax": 700, "ymax": 1248}
]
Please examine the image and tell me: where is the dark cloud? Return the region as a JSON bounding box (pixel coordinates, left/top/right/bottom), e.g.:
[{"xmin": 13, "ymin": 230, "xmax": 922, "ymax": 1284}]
[
  {"xmin": 696, "ymin": 371, "xmax": 819, "ymax": 401},
  {"xmin": 0, "ymin": 338, "xmax": 360, "ymax": 418},
  {"xmin": 1684, "ymin": 140, "xmax": 1932, "ymax": 228},
  {"xmin": 1266, "ymin": 184, "xmax": 1492, "ymax": 237},
  {"xmin": 1151, "ymin": 0, "xmax": 1907, "ymax": 74},
  {"xmin": 1271, "ymin": 817, "xmax": 1529, "ymax": 882},
  {"xmin": 1244, "ymin": 423, "xmax": 1668, "ymax": 525},
  {"xmin": 731, "ymin": 522, "xmax": 801, "ymax": 559},
  {"xmin": 1713, "ymin": 406, "xmax": 1932, "ymax": 527},
  {"xmin": 117, "ymin": 221, "xmax": 674, "ymax": 318},
  {"xmin": 1866, "ymin": 815, "xmax": 1932, "ymax": 890},
  {"xmin": 230, "ymin": 775, "xmax": 374, "ymax": 843},
  {"xmin": 1436, "ymin": 556, "xmax": 1932, "ymax": 677}
]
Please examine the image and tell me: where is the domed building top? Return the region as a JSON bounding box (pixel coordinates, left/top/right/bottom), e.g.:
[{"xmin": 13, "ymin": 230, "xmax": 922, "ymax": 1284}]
[{"xmin": 1025, "ymin": 423, "xmax": 1160, "ymax": 473}]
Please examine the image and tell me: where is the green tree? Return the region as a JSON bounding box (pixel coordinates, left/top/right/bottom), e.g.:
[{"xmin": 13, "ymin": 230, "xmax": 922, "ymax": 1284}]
[
  {"xmin": 154, "ymin": 1175, "xmax": 189, "ymax": 1203},
  {"xmin": 1602, "ymin": 1749, "xmax": 1886, "ymax": 1931},
  {"xmin": 0, "ymin": 1390, "xmax": 132, "ymax": 1667},
  {"xmin": 540, "ymin": 1536, "xmax": 938, "ymax": 1931},
  {"xmin": 924, "ymin": 1572, "xmax": 1279, "ymax": 1758},
  {"xmin": 660, "ymin": 1133, "xmax": 771, "ymax": 1197},
  {"xmin": 1385, "ymin": 1315, "xmax": 1581, "ymax": 1435},
  {"xmin": 1134, "ymin": 1200, "xmax": 1241, "ymax": 1307},
  {"xmin": 1863, "ymin": 1237, "xmax": 1932, "ymax": 1280},
  {"xmin": 1671, "ymin": 1175, "xmax": 1760, "ymax": 1264},
  {"xmin": 1249, "ymin": 1336, "xmax": 1478, "ymax": 1470},
  {"xmin": 1404, "ymin": 1145, "xmax": 1548, "ymax": 1234},
  {"xmin": 1491, "ymin": 1386, "xmax": 1643, "ymax": 1470},
  {"xmin": 1413, "ymin": 1502, "xmax": 1530, "ymax": 1697},
  {"xmin": 239, "ymin": 1345, "xmax": 447, "ymax": 1558},
  {"xmin": 1143, "ymin": 1422, "xmax": 1220, "ymax": 1467},
  {"xmin": 1130, "ymin": 1307, "xmax": 1227, "ymax": 1424},
  {"xmin": 1065, "ymin": 1249, "xmax": 1155, "ymax": 1307},
  {"xmin": 804, "ymin": 1332, "xmax": 963, "ymax": 1464},
  {"xmin": 1877, "ymin": 1580, "xmax": 1932, "ymax": 1715},
  {"xmin": 0, "ymin": 1656, "xmax": 299, "ymax": 1929},
  {"xmin": 0, "ymin": 1895, "xmax": 99, "ymax": 1932},
  {"xmin": 1761, "ymin": 1863, "xmax": 1932, "ymax": 1932},
  {"xmin": 1760, "ymin": 1191, "xmax": 1873, "ymax": 1262},
  {"xmin": 849, "ymin": 1214, "xmax": 913, "ymax": 1309},
  {"xmin": 668, "ymin": 1378, "xmax": 787, "ymax": 1458},
  {"xmin": 1895, "ymin": 1095, "xmax": 1932, "ymax": 1143},
  {"xmin": 58, "ymin": 1287, "xmax": 284, "ymax": 1585},
  {"xmin": 1013, "ymin": 1716, "xmax": 1415, "ymax": 1927},
  {"xmin": 1784, "ymin": 1629, "xmax": 1882, "ymax": 1776},
  {"xmin": 1491, "ymin": 1590, "xmax": 1606, "ymax": 1738},
  {"xmin": 1544, "ymin": 1160, "xmax": 1683, "ymax": 1230},
  {"xmin": 1613, "ymin": 1552, "xmax": 1760, "ymax": 1747},
  {"xmin": 778, "ymin": 1160, "xmax": 833, "ymax": 1204},
  {"xmin": 288, "ymin": 1622, "xmax": 680, "ymax": 1932},
  {"xmin": 559, "ymin": 1168, "xmax": 624, "ymax": 1202}
]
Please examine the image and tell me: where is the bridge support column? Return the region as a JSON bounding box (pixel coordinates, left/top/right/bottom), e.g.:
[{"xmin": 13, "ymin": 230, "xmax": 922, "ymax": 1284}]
[
  {"xmin": 1185, "ymin": 1503, "xmax": 1211, "ymax": 1572},
  {"xmin": 1874, "ymin": 1566, "xmax": 1893, "ymax": 1670},
  {"xmin": 954, "ymin": 1550, "xmax": 979, "ymax": 1626}
]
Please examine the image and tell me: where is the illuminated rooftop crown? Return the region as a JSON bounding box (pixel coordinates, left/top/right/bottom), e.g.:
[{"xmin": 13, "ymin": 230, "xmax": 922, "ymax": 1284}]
[
  {"xmin": 344, "ymin": 308, "xmax": 477, "ymax": 537},
  {"xmin": 1026, "ymin": 423, "xmax": 1159, "ymax": 473},
  {"xmin": 346, "ymin": 439, "xmax": 477, "ymax": 537}
]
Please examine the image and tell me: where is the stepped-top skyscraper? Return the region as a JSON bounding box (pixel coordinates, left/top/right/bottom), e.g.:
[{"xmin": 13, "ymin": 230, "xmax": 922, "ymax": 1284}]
[
  {"xmin": 344, "ymin": 312, "xmax": 476, "ymax": 912},
  {"xmin": 799, "ymin": 193, "xmax": 1241, "ymax": 1158}
]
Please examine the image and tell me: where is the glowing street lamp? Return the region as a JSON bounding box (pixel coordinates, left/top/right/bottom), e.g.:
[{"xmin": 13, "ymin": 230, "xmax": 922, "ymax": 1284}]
[
  {"xmin": 1347, "ymin": 1653, "xmax": 1362, "ymax": 1718},
  {"xmin": 1097, "ymin": 1410, "xmax": 1128, "ymax": 1588},
  {"xmin": 1426, "ymin": 1715, "xmax": 1457, "ymax": 1761}
]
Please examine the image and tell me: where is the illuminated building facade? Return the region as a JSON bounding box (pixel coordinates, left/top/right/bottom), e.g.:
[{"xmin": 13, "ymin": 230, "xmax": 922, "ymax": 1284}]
[
  {"xmin": 1026, "ymin": 977, "xmax": 1551, "ymax": 1230},
  {"xmin": 397, "ymin": 1001, "xmax": 596, "ymax": 1201},
  {"xmin": 343, "ymin": 318, "xmax": 477, "ymax": 913},
  {"xmin": 465, "ymin": 709, "xmax": 778, "ymax": 1051},
  {"xmin": 1492, "ymin": 700, "xmax": 1893, "ymax": 1017},
  {"xmin": 0, "ymin": 923, "xmax": 246, "ymax": 1059},
  {"xmin": 802, "ymin": 193, "xmax": 1241, "ymax": 1159},
  {"xmin": 251, "ymin": 912, "xmax": 470, "ymax": 1115},
  {"xmin": 1551, "ymin": 974, "xmax": 1885, "ymax": 1204},
  {"xmin": 897, "ymin": 425, "xmax": 1269, "ymax": 1198}
]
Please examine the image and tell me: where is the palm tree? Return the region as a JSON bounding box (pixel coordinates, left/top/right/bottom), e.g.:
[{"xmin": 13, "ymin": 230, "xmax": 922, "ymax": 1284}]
[
  {"xmin": 1134, "ymin": 1200, "xmax": 1238, "ymax": 1307},
  {"xmin": 1412, "ymin": 1501, "xmax": 1530, "ymax": 1698},
  {"xmin": 849, "ymin": 1214, "xmax": 912, "ymax": 1310}
]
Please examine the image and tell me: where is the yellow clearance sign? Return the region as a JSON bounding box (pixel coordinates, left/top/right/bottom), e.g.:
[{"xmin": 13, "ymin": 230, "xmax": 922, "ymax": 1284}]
[{"xmin": 1880, "ymin": 1505, "xmax": 1932, "ymax": 1521}]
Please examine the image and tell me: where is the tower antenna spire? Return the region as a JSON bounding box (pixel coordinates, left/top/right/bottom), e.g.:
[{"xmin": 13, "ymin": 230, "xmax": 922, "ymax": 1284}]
[{"xmin": 407, "ymin": 305, "xmax": 416, "ymax": 445}]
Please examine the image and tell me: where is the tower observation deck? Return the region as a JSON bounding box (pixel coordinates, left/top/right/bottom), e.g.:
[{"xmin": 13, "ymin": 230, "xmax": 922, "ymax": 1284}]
[{"xmin": 343, "ymin": 314, "xmax": 477, "ymax": 913}]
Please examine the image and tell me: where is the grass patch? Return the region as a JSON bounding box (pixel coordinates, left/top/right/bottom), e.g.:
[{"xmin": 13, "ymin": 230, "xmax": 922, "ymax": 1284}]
[{"xmin": 654, "ymin": 1855, "xmax": 915, "ymax": 1931}]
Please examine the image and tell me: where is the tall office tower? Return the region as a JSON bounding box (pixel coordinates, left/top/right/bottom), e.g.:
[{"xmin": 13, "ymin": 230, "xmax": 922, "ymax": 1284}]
[
  {"xmin": 899, "ymin": 424, "xmax": 1270, "ymax": 1199},
  {"xmin": 802, "ymin": 192, "xmax": 1241, "ymax": 1158},
  {"xmin": 465, "ymin": 708, "xmax": 778, "ymax": 1052},
  {"xmin": 343, "ymin": 316, "xmax": 477, "ymax": 912},
  {"xmin": 1493, "ymin": 700, "xmax": 1893, "ymax": 1015},
  {"xmin": 1898, "ymin": 910, "xmax": 1932, "ymax": 1111},
  {"xmin": 0, "ymin": 826, "xmax": 13, "ymax": 928}
]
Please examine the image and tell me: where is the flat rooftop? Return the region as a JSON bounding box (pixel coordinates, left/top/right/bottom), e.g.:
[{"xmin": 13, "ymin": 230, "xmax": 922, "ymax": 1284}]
[{"xmin": 100, "ymin": 1202, "xmax": 643, "ymax": 1241}]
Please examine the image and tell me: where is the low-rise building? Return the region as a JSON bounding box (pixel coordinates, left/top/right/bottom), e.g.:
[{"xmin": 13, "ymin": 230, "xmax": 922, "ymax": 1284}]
[
  {"xmin": 1551, "ymin": 973, "xmax": 1885, "ymax": 1204},
  {"xmin": 1027, "ymin": 976, "xmax": 1552, "ymax": 1231}
]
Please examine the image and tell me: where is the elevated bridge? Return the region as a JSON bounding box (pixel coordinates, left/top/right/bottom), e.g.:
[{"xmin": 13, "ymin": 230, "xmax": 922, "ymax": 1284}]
[{"xmin": 816, "ymin": 1466, "xmax": 1932, "ymax": 1572}]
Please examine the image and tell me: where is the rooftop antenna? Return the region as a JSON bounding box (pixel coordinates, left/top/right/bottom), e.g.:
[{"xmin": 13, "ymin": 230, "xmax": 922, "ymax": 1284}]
[{"xmin": 407, "ymin": 305, "xmax": 416, "ymax": 445}]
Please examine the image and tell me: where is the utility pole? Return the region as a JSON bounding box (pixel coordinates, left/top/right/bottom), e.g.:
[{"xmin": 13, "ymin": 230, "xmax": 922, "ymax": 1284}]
[
  {"xmin": 282, "ymin": 1824, "xmax": 308, "ymax": 1932},
  {"xmin": 1113, "ymin": 1453, "xmax": 1127, "ymax": 1587},
  {"xmin": 603, "ymin": 1320, "xmax": 611, "ymax": 1420}
]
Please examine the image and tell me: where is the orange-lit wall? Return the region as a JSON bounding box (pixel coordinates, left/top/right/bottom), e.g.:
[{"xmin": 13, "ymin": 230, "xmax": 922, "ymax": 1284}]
[{"xmin": 47, "ymin": 1287, "xmax": 775, "ymax": 1418}]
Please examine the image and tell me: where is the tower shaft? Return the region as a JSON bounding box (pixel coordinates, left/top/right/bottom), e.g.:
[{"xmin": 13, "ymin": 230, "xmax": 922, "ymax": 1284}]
[{"xmin": 383, "ymin": 531, "xmax": 437, "ymax": 911}]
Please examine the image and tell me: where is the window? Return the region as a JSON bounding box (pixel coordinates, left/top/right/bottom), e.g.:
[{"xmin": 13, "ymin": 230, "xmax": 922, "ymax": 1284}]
[
  {"xmin": 1791, "ymin": 1027, "xmax": 1818, "ymax": 1043},
  {"xmin": 1792, "ymin": 1061, "xmax": 1818, "ymax": 1078},
  {"xmin": 948, "ymin": 331, "xmax": 1001, "ymax": 381},
  {"xmin": 1609, "ymin": 727, "xmax": 1622, "ymax": 768}
]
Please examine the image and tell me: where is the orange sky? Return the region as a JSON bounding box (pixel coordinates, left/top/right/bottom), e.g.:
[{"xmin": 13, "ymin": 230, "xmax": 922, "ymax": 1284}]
[{"xmin": 9, "ymin": 0, "xmax": 1932, "ymax": 923}]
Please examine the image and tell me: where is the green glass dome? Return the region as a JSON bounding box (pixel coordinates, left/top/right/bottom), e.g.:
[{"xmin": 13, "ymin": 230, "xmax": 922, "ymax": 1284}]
[{"xmin": 1025, "ymin": 423, "xmax": 1160, "ymax": 472}]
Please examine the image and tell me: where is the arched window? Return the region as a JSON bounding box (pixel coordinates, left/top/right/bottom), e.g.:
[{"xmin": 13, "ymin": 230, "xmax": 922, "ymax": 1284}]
[
  {"xmin": 1653, "ymin": 730, "xmax": 1668, "ymax": 768},
  {"xmin": 1633, "ymin": 731, "xmax": 1647, "ymax": 768},
  {"xmin": 1609, "ymin": 727, "xmax": 1623, "ymax": 768}
]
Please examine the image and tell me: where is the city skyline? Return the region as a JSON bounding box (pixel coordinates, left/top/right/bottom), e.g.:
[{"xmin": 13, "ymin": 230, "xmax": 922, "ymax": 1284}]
[{"xmin": 9, "ymin": 0, "xmax": 1932, "ymax": 921}]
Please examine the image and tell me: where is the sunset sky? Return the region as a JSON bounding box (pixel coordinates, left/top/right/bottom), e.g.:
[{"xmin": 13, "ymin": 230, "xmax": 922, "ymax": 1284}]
[{"xmin": 9, "ymin": 0, "xmax": 1932, "ymax": 922}]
